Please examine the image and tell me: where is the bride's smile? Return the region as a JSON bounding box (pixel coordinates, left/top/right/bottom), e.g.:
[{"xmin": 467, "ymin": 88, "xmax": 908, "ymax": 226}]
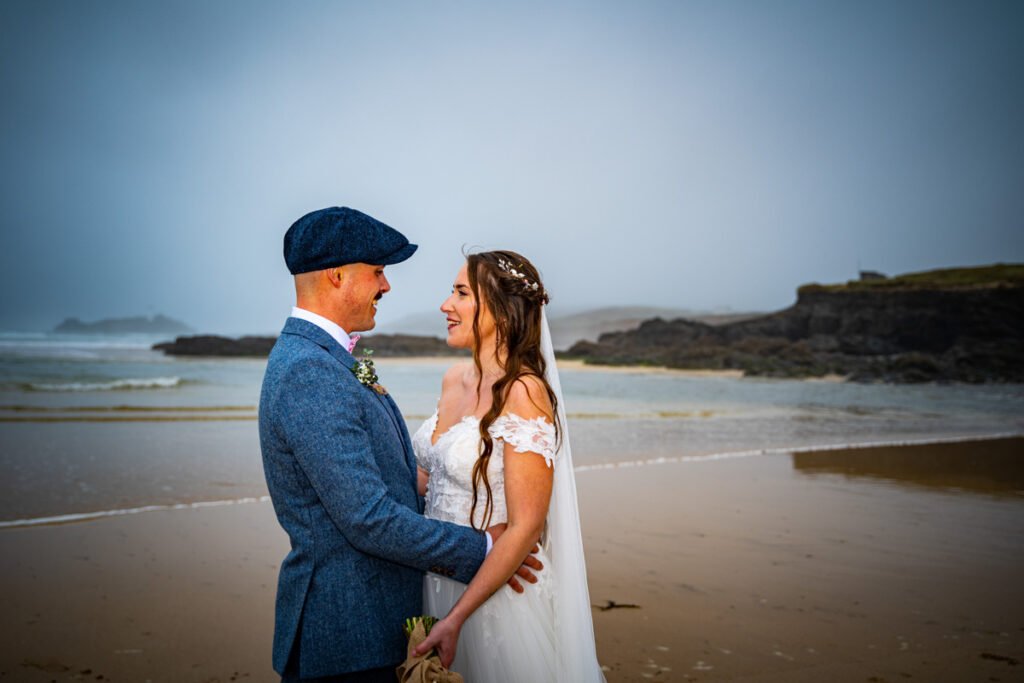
[{"xmin": 440, "ymin": 263, "xmax": 496, "ymax": 350}]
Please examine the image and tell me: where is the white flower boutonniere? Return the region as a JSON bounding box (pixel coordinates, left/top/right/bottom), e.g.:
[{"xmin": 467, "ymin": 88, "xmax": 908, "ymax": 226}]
[{"xmin": 351, "ymin": 349, "xmax": 387, "ymax": 395}]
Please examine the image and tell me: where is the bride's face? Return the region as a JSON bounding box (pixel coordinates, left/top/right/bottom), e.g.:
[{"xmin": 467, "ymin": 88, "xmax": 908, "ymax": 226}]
[{"xmin": 441, "ymin": 263, "xmax": 495, "ymax": 349}]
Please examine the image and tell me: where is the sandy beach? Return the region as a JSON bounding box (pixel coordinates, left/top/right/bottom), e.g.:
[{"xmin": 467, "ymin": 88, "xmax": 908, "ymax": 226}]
[{"xmin": 2, "ymin": 437, "xmax": 1022, "ymax": 682}]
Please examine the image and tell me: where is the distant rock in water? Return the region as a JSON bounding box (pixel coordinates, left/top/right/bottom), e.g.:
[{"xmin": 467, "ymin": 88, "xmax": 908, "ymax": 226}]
[
  {"xmin": 565, "ymin": 264, "xmax": 1024, "ymax": 383},
  {"xmin": 153, "ymin": 335, "xmax": 277, "ymax": 357},
  {"xmin": 55, "ymin": 314, "xmax": 193, "ymax": 335},
  {"xmin": 153, "ymin": 333, "xmax": 467, "ymax": 358}
]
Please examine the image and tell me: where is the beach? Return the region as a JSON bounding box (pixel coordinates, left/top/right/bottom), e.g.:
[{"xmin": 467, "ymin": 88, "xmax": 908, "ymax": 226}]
[
  {"xmin": 584, "ymin": 437, "xmax": 1024, "ymax": 682},
  {"xmin": 2, "ymin": 437, "xmax": 1022, "ymax": 682},
  {"xmin": 2, "ymin": 340, "xmax": 1023, "ymax": 681}
]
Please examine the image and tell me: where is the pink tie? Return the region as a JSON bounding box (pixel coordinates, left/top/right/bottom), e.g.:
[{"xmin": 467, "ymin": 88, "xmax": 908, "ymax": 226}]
[{"xmin": 346, "ymin": 334, "xmax": 361, "ymax": 353}]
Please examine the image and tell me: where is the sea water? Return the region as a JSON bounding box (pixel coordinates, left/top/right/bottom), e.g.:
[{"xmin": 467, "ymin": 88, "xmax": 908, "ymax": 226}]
[{"xmin": 1, "ymin": 333, "xmax": 1022, "ymax": 524}]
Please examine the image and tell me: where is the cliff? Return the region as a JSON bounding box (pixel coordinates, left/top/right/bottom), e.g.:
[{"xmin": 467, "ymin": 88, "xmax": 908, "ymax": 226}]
[{"xmin": 565, "ymin": 264, "xmax": 1024, "ymax": 383}]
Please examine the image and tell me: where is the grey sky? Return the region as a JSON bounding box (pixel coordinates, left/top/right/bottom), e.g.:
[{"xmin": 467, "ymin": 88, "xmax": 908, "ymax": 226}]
[{"xmin": 1, "ymin": 1, "xmax": 1021, "ymax": 335}]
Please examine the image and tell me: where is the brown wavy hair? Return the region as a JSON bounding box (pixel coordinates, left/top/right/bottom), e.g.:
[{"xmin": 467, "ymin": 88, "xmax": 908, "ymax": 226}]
[{"xmin": 466, "ymin": 250, "xmax": 560, "ymax": 530}]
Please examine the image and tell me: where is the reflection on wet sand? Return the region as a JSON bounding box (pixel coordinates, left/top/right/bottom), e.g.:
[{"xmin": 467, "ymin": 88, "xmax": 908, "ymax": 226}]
[{"xmin": 792, "ymin": 436, "xmax": 1024, "ymax": 497}]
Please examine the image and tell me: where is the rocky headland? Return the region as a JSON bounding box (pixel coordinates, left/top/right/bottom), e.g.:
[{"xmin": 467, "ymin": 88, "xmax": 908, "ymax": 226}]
[
  {"xmin": 564, "ymin": 264, "xmax": 1024, "ymax": 383},
  {"xmin": 153, "ymin": 333, "xmax": 466, "ymax": 358}
]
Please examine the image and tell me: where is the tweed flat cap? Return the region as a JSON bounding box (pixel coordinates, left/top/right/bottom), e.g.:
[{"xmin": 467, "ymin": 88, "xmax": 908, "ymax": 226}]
[{"xmin": 283, "ymin": 206, "xmax": 418, "ymax": 274}]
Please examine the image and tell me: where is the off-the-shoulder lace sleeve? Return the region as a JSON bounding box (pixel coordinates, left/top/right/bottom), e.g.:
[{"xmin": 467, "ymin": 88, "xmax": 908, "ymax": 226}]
[{"xmin": 489, "ymin": 413, "xmax": 558, "ymax": 467}]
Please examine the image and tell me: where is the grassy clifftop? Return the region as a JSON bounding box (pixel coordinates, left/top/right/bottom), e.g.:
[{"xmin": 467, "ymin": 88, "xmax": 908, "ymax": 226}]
[{"xmin": 798, "ymin": 263, "xmax": 1024, "ymax": 294}]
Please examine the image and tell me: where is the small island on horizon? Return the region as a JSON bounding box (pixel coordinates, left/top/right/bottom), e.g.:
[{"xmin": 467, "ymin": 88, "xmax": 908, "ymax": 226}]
[{"xmin": 55, "ymin": 314, "xmax": 193, "ymax": 335}]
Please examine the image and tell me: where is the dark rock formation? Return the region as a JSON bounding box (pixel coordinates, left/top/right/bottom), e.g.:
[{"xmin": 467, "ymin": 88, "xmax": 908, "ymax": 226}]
[
  {"xmin": 565, "ymin": 265, "xmax": 1024, "ymax": 383},
  {"xmin": 356, "ymin": 334, "xmax": 468, "ymax": 357},
  {"xmin": 153, "ymin": 333, "xmax": 467, "ymax": 358},
  {"xmin": 55, "ymin": 314, "xmax": 192, "ymax": 335},
  {"xmin": 153, "ymin": 335, "xmax": 276, "ymax": 357}
]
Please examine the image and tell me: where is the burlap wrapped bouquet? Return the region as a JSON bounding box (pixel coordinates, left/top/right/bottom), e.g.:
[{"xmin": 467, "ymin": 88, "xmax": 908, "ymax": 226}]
[{"xmin": 395, "ymin": 617, "xmax": 463, "ymax": 683}]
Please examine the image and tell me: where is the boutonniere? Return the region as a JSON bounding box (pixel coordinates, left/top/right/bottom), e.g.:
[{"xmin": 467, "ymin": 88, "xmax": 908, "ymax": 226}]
[{"xmin": 351, "ymin": 349, "xmax": 388, "ymax": 395}]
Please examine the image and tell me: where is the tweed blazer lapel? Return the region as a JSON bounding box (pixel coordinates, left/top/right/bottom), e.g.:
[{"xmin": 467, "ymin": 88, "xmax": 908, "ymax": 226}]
[
  {"xmin": 281, "ymin": 317, "xmax": 416, "ymax": 482},
  {"xmin": 379, "ymin": 391, "xmax": 419, "ymax": 480}
]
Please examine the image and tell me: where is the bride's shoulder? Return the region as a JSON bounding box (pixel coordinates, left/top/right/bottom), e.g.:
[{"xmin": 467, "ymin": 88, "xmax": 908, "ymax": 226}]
[
  {"xmin": 503, "ymin": 373, "xmax": 553, "ymax": 423},
  {"xmin": 440, "ymin": 361, "xmax": 474, "ymax": 390}
]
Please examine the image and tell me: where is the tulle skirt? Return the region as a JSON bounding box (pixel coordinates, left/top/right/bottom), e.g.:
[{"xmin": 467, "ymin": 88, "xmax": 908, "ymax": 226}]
[{"xmin": 423, "ymin": 546, "xmax": 556, "ymax": 682}]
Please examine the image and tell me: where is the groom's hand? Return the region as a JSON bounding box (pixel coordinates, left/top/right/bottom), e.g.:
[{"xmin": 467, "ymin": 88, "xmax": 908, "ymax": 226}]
[
  {"xmin": 488, "ymin": 524, "xmax": 543, "ymax": 593},
  {"xmin": 509, "ymin": 544, "xmax": 543, "ymax": 594}
]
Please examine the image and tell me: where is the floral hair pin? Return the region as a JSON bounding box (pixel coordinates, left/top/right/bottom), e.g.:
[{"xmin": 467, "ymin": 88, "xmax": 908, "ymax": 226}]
[{"xmin": 496, "ymin": 258, "xmax": 548, "ymax": 303}]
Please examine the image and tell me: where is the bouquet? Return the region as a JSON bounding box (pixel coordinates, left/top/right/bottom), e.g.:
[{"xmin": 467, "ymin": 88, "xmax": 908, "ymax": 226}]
[{"xmin": 395, "ymin": 616, "xmax": 463, "ymax": 683}]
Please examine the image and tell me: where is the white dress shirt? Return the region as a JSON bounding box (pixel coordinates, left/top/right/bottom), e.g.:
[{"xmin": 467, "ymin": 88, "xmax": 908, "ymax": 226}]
[{"xmin": 290, "ymin": 307, "xmax": 354, "ymax": 352}]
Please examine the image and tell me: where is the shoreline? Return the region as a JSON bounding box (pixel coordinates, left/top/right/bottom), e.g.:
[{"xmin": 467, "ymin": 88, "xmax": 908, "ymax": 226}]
[
  {"xmin": 373, "ymin": 355, "xmax": 751, "ymax": 378},
  {"xmin": 353, "ymin": 356, "xmax": 858, "ymax": 381},
  {"xmin": 2, "ymin": 431, "xmax": 1019, "ymax": 530}
]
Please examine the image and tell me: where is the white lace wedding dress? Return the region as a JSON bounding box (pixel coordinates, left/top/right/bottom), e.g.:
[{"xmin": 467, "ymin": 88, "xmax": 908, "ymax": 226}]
[
  {"xmin": 412, "ymin": 313, "xmax": 606, "ymax": 682},
  {"xmin": 412, "ymin": 411, "xmax": 560, "ymax": 681}
]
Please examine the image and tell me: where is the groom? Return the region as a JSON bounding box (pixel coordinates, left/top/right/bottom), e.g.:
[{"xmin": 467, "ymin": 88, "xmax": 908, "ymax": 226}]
[{"xmin": 259, "ymin": 207, "xmax": 527, "ymax": 683}]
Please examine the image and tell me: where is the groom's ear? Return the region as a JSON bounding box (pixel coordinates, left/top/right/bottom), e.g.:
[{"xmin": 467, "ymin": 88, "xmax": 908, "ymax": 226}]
[{"xmin": 325, "ymin": 267, "xmax": 344, "ymax": 288}]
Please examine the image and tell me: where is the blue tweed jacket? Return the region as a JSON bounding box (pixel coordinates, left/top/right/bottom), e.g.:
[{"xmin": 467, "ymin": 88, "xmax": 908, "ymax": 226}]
[{"xmin": 259, "ymin": 317, "xmax": 486, "ymax": 677}]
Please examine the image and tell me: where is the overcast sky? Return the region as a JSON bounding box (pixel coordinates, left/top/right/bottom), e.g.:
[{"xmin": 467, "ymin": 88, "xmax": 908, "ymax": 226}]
[{"xmin": 1, "ymin": 1, "xmax": 1021, "ymax": 334}]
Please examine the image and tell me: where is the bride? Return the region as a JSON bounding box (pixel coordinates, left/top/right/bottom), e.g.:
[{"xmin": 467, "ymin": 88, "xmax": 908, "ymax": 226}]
[{"xmin": 411, "ymin": 250, "xmax": 605, "ymax": 681}]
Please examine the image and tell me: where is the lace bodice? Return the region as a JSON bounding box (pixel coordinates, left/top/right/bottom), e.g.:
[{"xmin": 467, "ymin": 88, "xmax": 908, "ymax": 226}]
[{"xmin": 412, "ymin": 410, "xmax": 557, "ymax": 527}]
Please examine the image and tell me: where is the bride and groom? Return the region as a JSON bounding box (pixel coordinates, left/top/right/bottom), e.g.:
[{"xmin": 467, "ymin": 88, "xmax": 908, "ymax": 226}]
[{"xmin": 259, "ymin": 206, "xmax": 605, "ymax": 682}]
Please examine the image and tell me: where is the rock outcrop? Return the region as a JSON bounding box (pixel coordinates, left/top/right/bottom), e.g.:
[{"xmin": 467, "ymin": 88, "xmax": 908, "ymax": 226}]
[
  {"xmin": 153, "ymin": 335, "xmax": 277, "ymax": 357},
  {"xmin": 565, "ymin": 265, "xmax": 1024, "ymax": 383},
  {"xmin": 153, "ymin": 333, "xmax": 467, "ymax": 358}
]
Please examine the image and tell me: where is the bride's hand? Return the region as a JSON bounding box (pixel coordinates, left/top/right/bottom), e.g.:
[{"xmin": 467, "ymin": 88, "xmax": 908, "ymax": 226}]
[{"xmin": 412, "ymin": 616, "xmax": 462, "ymax": 669}]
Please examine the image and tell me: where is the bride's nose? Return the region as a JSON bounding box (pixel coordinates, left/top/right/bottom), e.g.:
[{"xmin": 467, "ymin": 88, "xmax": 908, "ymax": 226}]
[{"xmin": 440, "ymin": 295, "xmax": 454, "ymax": 313}]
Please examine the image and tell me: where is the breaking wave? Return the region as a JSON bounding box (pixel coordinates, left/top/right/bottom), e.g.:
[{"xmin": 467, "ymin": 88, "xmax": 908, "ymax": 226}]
[{"xmin": 27, "ymin": 376, "xmax": 183, "ymax": 392}]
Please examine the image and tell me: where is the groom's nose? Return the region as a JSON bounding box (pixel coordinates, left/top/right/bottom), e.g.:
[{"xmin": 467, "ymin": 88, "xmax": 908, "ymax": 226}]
[{"xmin": 378, "ymin": 273, "xmax": 391, "ymax": 294}]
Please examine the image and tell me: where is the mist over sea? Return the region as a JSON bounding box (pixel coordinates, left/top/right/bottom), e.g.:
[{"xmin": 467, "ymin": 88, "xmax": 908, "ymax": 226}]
[{"xmin": 1, "ymin": 333, "xmax": 1022, "ymax": 524}]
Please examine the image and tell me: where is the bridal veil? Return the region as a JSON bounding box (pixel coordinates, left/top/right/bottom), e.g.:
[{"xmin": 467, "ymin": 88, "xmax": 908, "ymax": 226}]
[{"xmin": 539, "ymin": 310, "xmax": 607, "ymax": 682}]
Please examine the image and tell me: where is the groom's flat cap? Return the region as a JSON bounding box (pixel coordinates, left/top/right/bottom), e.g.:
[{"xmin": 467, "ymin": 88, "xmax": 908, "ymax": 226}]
[{"xmin": 284, "ymin": 206, "xmax": 418, "ymax": 275}]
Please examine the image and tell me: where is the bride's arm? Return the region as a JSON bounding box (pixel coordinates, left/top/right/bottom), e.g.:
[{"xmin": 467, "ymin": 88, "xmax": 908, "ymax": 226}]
[{"xmin": 414, "ymin": 378, "xmax": 554, "ymax": 667}]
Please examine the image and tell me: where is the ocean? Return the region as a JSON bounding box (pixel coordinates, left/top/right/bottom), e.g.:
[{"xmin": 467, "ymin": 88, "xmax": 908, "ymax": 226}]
[{"xmin": 1, "ymin": 332, "xmax": 1022, "ymax": 525}]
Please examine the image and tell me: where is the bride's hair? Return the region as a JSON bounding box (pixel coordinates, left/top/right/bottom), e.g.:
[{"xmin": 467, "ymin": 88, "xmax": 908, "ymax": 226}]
[{"xmin": 465, "ymin": 250, "xmax": 560, "ymax": 530}]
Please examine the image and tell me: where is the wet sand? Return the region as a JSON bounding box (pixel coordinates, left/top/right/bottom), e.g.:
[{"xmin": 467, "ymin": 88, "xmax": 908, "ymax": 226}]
[
  {"xmin": 583, "ymin": 437, "xmax": 1024, "ymax": 681},
  {"xmin": 1, "ymin": 437, "xmax": 1022, "ymax": 682}
]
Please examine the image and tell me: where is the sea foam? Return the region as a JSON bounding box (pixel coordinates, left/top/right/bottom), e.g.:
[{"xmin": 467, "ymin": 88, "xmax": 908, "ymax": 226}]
[{"xmin": 27, "ymin": 376, "xmax": 183, "ymax": 391}]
